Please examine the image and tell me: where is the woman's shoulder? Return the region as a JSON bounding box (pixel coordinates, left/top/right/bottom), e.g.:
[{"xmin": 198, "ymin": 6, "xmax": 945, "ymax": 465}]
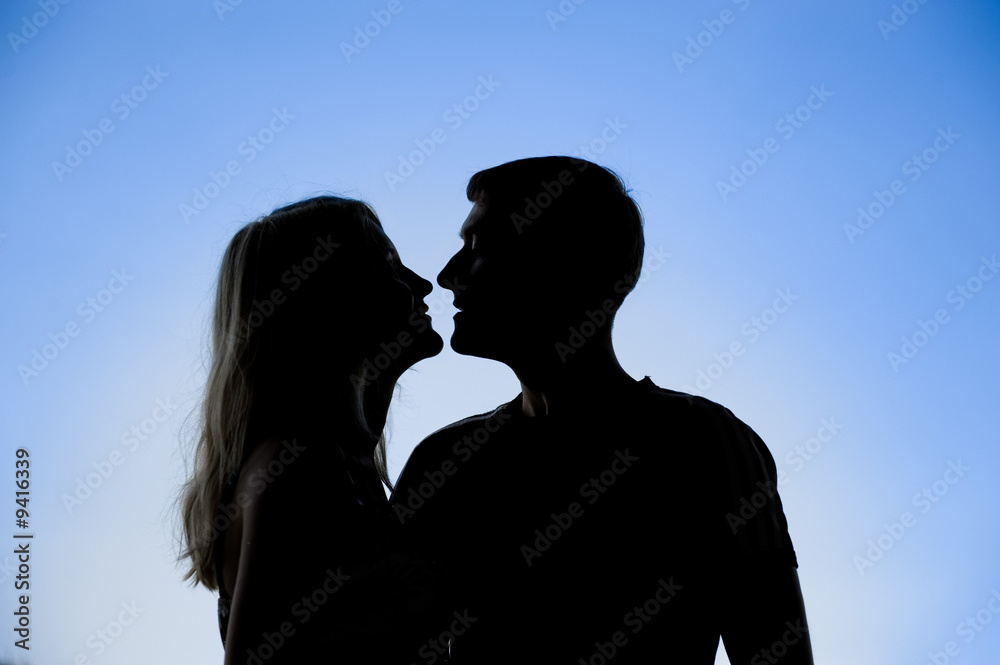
[
  {"xmin": 241, "ymin": 435, "xmax": 312, "ymax": 477},
  {"xmin": 234, "ymin": 433, "xmax": 356, "ymax": 509}
]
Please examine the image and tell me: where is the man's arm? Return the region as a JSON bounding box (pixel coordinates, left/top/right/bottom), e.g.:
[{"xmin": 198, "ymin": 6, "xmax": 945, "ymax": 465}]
[
  {"xmin": 719, "ymin": 561, "xmax": 814, "ymax": 665},
  {"xmin": 704, "ymin": 403, "xmax": 814, "ymax": 664}
]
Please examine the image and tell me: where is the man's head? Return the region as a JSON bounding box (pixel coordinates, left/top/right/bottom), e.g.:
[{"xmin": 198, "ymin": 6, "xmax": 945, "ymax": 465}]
[{"xmin": 438, "ymin": 156, "xmax": 644, "ymax": 366}]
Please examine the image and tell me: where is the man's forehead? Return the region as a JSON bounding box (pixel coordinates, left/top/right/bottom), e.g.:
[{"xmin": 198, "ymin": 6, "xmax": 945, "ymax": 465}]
[{"xmin": 460, "ymin": 202, "xmax": 514, "ymax": 240}]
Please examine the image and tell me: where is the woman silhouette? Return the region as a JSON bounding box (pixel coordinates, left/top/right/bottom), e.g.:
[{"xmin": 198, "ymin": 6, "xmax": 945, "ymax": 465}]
[{"xmin": 178, "ymin": 196, "xmax": 443, "ymax": 663}]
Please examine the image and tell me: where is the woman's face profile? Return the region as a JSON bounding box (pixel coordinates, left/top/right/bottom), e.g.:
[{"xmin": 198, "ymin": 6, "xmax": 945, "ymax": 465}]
[{"xmin": 357, "ymin": 222, "xmax": 444, "ymax": 369}]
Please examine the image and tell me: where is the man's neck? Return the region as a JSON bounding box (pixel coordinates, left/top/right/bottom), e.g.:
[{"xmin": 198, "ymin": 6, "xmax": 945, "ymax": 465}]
[{"xmin": 513, "ymin": 346, "xmax": 638, "ymax": 417}]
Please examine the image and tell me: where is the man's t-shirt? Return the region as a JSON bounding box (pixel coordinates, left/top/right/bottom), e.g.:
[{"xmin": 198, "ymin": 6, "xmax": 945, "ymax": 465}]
[{"xmin": 391, "ymin": 376, "xmax": 797, "ymax": 663}]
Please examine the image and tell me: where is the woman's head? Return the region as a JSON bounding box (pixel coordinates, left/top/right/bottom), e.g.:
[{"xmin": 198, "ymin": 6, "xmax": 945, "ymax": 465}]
[
  {"xmin": 216, "ymin": 196, "xmax": 440, "ymax": 425},
  {"xmin": 180, "ymin": 195, "xmax": 441, "ymax": 589}
]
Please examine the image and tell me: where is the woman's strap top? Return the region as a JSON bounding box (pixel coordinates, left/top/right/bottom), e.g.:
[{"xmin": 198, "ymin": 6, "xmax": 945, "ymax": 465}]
[{"xmin": 215, "ymin": 454, "xmax": 248, "ymax": 647}]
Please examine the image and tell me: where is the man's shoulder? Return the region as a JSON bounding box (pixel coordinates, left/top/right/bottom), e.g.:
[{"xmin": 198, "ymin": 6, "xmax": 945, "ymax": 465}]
[
  {"xmin": 420, "ymin": 401, "xmax": 516, "ymax": 445},
  {"xmin": 395, "ymin": 400, "xmax": 516, "ymax": 481},
  {"xmin": 638, "ymin": 380, "xmax": 743, "ymax": 425},
  {"xmin": 641, "ymin": 380, "xmax": 795, "ymax": 562},
  {"xmin": 636, "ymin": 380, "xmax": 773, "ymax": 466}
]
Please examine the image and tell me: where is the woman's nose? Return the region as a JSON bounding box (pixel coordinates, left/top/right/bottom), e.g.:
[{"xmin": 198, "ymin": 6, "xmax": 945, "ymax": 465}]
[
  {"xmin": 438, "ymin": 252, "xmax": 460, "ymax": 289},
  {"xmin": 415, "ymin": 274, "xmax": 433, "ymax": 298},
  {"xmin": 405, "ymin": 266, "xmax": 433, "ymax": 298}
]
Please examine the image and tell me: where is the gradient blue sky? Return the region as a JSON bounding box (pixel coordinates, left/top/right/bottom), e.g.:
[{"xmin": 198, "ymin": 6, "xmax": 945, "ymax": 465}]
[{"xmin": 1, "ymin": 1, "xmax": 998, "ymax": 663}]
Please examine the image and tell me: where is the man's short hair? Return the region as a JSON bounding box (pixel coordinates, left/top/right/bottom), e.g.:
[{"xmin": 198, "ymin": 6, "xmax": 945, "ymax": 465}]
[{"xmin": 466, "ymin": 156, "xmax": 644, "ymax": 310}]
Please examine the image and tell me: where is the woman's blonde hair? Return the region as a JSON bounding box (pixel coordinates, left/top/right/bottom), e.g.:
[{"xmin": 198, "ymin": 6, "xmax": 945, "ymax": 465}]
[{"xmin": 178, "ymin": 196, "xmax": 393, "ymax": 590}]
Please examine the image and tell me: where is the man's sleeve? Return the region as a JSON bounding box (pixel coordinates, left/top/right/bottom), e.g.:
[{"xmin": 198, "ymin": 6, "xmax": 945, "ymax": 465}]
[
  {"xmin": 708, "ymin": 403, "xmax": 798, "ymax": 567},
  {"xmin": 704, "ymin": 403, "xmax": 813, "ymax": 664}
]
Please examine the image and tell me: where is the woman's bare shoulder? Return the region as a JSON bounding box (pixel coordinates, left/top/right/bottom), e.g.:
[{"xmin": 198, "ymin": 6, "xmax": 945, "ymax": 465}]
[{"xmin": 233, "ymin": 434, "xmax": 343, "ymax": 508}]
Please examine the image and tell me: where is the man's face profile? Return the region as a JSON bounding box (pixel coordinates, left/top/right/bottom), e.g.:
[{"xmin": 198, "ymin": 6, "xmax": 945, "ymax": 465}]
[{"xmin": 439, "ymin": 198, "xmax": 553, "ymax": 362}]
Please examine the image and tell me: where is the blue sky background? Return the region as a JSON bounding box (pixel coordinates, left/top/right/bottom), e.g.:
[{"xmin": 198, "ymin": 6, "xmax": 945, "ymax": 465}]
[{"xmin": 1, "ymin": 0, "xmax": 998, "ymax": 662}]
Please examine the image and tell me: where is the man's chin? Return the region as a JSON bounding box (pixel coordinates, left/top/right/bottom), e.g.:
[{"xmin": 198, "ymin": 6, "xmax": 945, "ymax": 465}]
[
  {"xmin": 449, "ymin": 331, "xmax": 480, "ymax": 357},
  {"xmin": 449, "ymin": 321, "xmax": 499, "ymax": 359}
]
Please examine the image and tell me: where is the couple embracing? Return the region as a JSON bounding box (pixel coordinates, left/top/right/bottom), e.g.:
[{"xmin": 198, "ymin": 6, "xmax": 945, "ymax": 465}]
[{"xmin": 178, "ymin": 156, "xmax": 813, "ymax": 664}]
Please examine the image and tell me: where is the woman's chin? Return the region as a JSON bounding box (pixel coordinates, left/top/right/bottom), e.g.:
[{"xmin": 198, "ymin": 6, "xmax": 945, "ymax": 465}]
[
  {"xmin": 412, "ymin": 328, "xmax": 444, "ymax": 361},
  {"xmin": 362, "ymin": 315, "xmax": 443, "ymax": 378},
  {"xmin": 393, "ymin": 327, "xmax": 444, "ymax": 373},
  {"xmin": 409, "ymin": 311, "xmax": 443, "ymax": 355}
]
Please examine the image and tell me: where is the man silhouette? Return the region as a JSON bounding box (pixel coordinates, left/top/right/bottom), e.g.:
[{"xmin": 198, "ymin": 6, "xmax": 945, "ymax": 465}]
[{"xmin": 391, "ymin": 156, "xmax": 813, "ymax": 663}]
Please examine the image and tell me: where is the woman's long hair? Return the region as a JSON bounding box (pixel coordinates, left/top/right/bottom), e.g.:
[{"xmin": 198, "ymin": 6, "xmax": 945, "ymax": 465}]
[{"xmin": 178, "ymin": 196, "xmax": 393, "ymax": 590}]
